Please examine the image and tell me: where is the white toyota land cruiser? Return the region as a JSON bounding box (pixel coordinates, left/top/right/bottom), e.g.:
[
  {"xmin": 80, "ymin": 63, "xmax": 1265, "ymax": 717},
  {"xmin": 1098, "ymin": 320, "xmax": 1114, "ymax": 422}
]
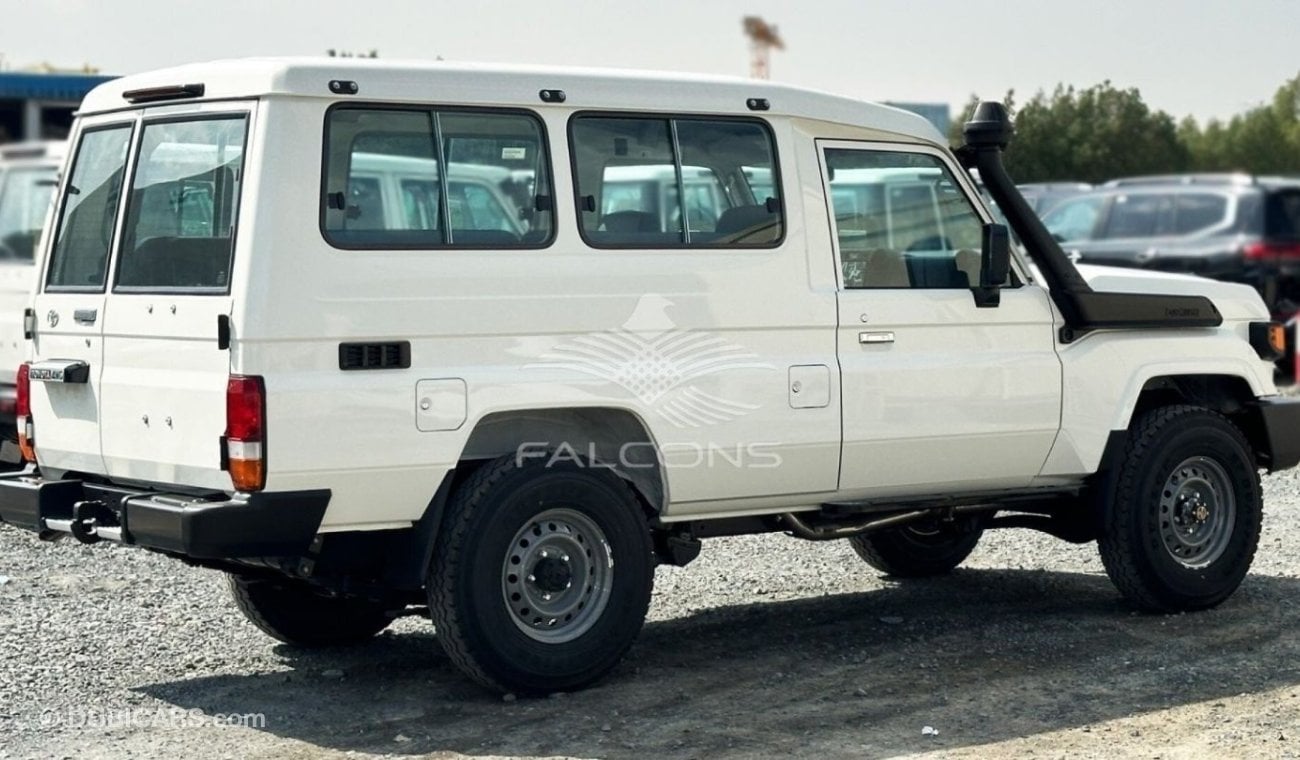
[{"xmin": 2, "ymin": 59, "xmax": 1298, "ymax": 696}]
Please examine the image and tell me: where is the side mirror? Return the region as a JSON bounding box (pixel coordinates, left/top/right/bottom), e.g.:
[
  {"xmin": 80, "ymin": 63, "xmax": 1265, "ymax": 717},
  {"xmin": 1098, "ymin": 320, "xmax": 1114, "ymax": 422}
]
[{"xmin": 974, "ymin": 223, "xmax": 1010, "ymax": 308}]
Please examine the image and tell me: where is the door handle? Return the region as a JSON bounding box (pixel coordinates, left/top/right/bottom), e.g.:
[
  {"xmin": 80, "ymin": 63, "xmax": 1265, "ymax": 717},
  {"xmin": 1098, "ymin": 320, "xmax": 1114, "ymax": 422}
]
[
  {"xmin": 74, "ymin": 309, "xmax": 98, "ymax": 325},
  {"xmin": 858, "ymin": 331, "xmax": 895, "ymax": 345}
]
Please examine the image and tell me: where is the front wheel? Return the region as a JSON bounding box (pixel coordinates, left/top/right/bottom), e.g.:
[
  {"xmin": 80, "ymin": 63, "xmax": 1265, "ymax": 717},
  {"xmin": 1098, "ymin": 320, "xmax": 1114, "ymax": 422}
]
[
  {"xmin": 427, "ymin": 456, "xmax": 655, "ymax": 695},
  {"xmin": 1098, "ymin": 405, "xmax": 1262, "ymax": 612}
]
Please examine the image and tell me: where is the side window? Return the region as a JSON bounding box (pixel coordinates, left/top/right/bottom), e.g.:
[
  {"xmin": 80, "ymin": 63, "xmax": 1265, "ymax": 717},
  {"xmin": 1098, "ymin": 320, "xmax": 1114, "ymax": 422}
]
[
  {"xmin": 824, "ymin": 148, "xmax": 985, "ymax": 290},
  {"xmin": 1102, "ymin": 193, "xmax": 1175, "ymax": 239},
  {"xmin": 322, "ymin": 107, "xmax": 553, "ymax": 249},
  {"xmin": 46, "ymin": 125, "xmax": 133, "ymax": 290},
  {"xmin": 1043, "ymin": 196, "xmax": 1104, "ymax": 242},
  {"xmin": 115, "ymin": 116, "xmax": 247, "ymax": 291},
  {"xmin": 570, "ymin": 115, "xmax": 782, "ymax": 247},
  {"xmin": 0, "ymin": 165, "xmax": 58, "ymax": 261},
  {"xmin": 1172, "ymin": 193, "xmax": 1228, "ymax": 234}
]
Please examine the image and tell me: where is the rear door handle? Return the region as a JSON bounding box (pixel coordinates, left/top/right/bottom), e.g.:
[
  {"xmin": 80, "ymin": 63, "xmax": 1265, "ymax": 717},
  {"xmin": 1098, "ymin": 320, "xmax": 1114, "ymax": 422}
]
[{"xmin": 859, "ymin": 331, "xmax": 895, "ymax": 344}]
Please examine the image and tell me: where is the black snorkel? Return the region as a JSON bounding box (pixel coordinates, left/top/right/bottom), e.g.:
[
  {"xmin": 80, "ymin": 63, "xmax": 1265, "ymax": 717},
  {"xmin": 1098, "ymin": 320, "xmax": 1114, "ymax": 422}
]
[{"xmin": 956, "ymin": 102, "xmax": 1221, "ymax": 341}]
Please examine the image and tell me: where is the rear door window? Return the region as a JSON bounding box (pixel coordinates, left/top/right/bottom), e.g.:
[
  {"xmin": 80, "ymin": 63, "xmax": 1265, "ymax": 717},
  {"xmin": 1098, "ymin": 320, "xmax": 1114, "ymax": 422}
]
[
  {"xmin": 46, "ymin": 125, "xmax": 133, "ymax": 290},
  {"xmin": 115, "ymin": 116, "xmax": 248, "ymax": 291}
]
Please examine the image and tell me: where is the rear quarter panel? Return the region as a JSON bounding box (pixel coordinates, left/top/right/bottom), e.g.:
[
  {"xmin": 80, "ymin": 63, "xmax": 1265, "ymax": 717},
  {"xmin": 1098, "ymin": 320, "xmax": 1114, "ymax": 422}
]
[{"xmin": 234, "ymin": 97, "xmax": 842, "ymax": 531}]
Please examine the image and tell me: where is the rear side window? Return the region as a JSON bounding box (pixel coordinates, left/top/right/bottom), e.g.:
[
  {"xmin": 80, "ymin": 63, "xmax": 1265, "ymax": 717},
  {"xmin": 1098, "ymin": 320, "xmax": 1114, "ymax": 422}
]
[
  {"xmin": 116, "ymin": 116, "xmax": 248, "ymax": 291},
  {"xmin": 46, "ymin": 125, "xmax": 133, "ymax": 290},
  {"xmin": 1266, "ymin": 190, "xmax": 1300, "ymax": 238},
  {"xmin": 0, "ymin": 165, "xmax": 58, "ymax": 261},
  {"xmin": 1172, "ymin": 193, "xmax": 1228, "ymax": 234},
  {"xmin": 322, "ymin": 107, "xmax": 553, "ymax": 249},
  {"xmin": 570, "ymin": 115, "xmax": 782, "ymax": 248}
]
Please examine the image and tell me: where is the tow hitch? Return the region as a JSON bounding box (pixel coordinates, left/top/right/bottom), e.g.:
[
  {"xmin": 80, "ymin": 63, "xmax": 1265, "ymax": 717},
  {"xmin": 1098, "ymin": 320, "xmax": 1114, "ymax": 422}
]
[{"xmin": 62, "ymin": 499, "xmax": 122, "ymax": 545}]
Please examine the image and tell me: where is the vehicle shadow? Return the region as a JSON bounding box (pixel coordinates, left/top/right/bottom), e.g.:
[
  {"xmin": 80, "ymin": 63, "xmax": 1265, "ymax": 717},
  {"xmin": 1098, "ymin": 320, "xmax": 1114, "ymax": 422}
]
[{"xmin": 136, "ymin": 568, "xmax": 1300, "ymax": 758}]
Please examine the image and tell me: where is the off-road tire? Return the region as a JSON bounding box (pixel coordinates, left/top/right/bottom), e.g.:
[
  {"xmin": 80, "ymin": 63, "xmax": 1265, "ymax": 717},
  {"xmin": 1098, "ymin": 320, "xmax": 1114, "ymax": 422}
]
[
  {"xmin": 1097, "ymin": 404, "xmax": 1261, "ymax": 612},
  {"xmin": 849, "ymin": 521, "xmax": 983, "ymax": 578},
  {"xmin": 228, "ymin": 574, "xmax": 394, "ymax": 646},
  {"xmin": 427, "ymin": 455, "xmax": 655, "ymax": 695}
]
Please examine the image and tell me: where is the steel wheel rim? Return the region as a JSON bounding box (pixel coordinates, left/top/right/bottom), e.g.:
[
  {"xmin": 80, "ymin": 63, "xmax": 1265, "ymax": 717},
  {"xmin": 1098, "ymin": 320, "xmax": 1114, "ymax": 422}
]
[
  {"xmin": 501, "ymin": 507, "xmax": 614, "ymax": 644},
  {"xmin": 1158, "ymin": 455, "xmax": 1236, "ymax": 569}
]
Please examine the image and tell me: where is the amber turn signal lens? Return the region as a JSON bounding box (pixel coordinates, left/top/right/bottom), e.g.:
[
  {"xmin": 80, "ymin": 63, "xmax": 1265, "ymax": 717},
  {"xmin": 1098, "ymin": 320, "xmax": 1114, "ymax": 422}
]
[
  {"xmin": 1249, "ymin": 321, "xmax": 1288, "ymax": 361},
  {"xmin": 1269, "ymin": 323, "xmax": 1287, "ymax": 356},
  {"xmin": 228, "ymin": 457, "xmax": 265, "ymax": 493},
  {"xmin": 17, "ymin": 420, "xmax": 35, "ymax": 463}
]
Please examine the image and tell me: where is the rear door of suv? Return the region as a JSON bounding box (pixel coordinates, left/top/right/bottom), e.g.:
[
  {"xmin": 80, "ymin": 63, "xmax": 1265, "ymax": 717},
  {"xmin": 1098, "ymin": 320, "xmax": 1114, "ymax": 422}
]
[
  {"xmin": 31, "ymin": 117, "xmax": 137, "ymax": 475},
  {"xmin": 98, "ymin": 103, "xmax": 251, "ymax": 491}
]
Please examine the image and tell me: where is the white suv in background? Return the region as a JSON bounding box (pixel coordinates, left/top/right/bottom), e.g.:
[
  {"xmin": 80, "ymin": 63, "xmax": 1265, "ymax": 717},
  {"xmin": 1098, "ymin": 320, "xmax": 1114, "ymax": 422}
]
[{"xmin": 0, "ymin": 141, "xmax": 64, "ymax": 459}]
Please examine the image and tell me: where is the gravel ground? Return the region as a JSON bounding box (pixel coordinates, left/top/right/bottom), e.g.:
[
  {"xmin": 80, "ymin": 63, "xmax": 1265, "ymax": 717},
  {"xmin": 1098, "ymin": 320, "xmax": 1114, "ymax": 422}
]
[{"xmin": 4, "ymin": 470, "xmax": 1300, "ymax": 759}]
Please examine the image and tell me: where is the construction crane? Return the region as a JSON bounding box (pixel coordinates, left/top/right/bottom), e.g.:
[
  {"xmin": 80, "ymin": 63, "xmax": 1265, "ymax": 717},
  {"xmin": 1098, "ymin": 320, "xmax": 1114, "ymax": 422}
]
[{"xmin": 742, "ymin": 16, "xmax": 784, "ymax": 80}]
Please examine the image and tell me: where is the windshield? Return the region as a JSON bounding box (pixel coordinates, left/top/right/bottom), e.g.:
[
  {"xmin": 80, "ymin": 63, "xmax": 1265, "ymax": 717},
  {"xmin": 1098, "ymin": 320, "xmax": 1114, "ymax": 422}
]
[
  {"xmin": 0, "ymin": 166, "xmax": 59, "ymax": 261},
  {"xmin": 1043, "ymin": 196, "xmax": 1105, "ymax": 242}
]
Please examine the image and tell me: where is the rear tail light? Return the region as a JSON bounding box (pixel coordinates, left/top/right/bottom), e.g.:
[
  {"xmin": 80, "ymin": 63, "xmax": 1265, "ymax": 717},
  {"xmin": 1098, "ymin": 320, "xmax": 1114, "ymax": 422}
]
[
  {"xmin": 1243, "ymin": 241, "xmax": 1300, "ymax": 260},
  {"xmin": 224, "ymin": 375, "xmax": 265, "ymax": 491},
  {"xmin": 16, "ymin": 362, "xmax": 34, "ymax": 463}
]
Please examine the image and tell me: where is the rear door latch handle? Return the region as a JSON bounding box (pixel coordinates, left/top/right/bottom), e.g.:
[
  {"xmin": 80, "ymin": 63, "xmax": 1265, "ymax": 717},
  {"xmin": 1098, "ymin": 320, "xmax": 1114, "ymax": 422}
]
[{"xmin": 858, "ymin": 331, "xmax": 895, "ymax": 344}]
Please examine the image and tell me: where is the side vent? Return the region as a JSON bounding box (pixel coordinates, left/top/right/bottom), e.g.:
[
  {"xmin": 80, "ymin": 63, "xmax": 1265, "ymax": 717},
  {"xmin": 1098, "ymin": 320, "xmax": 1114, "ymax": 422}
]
[{"xmin": 339, "ymin": 341, "xmax": 411, "ymax": 371}]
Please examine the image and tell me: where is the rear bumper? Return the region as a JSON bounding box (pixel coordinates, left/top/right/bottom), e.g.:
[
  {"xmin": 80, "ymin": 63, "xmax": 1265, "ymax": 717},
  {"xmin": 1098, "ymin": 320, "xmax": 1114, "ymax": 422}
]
[
  {"xmin": 0, "ymin": 470, "xmax": 329, "ymax": 560},
  {"xmin": 1254, "ymin": 397, "xmax": 1300, "ymax": 472}
]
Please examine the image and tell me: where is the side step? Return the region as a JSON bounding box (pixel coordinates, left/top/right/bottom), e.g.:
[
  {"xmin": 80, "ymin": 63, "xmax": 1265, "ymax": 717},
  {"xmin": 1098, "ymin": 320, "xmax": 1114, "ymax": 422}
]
[{"xmin": 819, "ymin": 486, "xmax": 1082, "ymax": 517}]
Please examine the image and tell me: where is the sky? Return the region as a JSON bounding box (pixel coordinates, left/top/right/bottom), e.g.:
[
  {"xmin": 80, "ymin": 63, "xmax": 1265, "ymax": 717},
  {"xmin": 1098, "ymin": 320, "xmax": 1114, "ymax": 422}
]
[{"xmin": 2, "ymin": 0, "xmax": 1298, "ymax": 124}]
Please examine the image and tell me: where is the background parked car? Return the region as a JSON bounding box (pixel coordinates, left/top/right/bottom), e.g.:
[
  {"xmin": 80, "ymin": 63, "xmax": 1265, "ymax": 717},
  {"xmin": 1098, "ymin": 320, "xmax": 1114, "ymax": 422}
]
[
  {"xmin": 1016, "ymin": 181, "xmax": 1093, "ymax": 214},
  {"xmin": 0, "ymin": 141, "xmax": 63, "ymax": 461},
  {"xmin": 1041, "ymin": 176, "xmax": 1300, "ymax": 313}
]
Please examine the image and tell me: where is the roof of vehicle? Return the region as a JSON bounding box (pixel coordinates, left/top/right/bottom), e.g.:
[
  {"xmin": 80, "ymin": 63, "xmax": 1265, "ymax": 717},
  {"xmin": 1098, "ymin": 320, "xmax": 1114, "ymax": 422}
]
[
  {"xmin": 1067, "ymin": 183, "xmax": 1255, "ymax": 201},
  {"xmin": 78, "ymin": 58, "xmax": 945, "ymax": 144},
  {"xmin": 1103, "ymin": 173, "xmax": 1300, "ymax": 189},
  {"xmin": 1017, "ymin": 182, "xmax": 1093, "ymax": 192},
  {"xmin": 0, "ymin": 140, "xmax": 67, "ymax": 165}
]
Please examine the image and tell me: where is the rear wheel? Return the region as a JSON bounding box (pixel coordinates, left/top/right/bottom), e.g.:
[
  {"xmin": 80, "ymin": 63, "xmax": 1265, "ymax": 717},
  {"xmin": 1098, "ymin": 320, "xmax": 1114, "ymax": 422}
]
[
  {"xmin": 849, "ymin": 520, "xmax": 983, "ymax": 578},
  {"xmin": 227, "ymin": 574, "xmax": 394, "ymax": 646},
  {"xmin": 427, "ymin": 455, "xmax": 655, "ymax": 695},
  {"xmin": 1098, "ymin": 405, "xmax": 1262, "ymax": 611}
]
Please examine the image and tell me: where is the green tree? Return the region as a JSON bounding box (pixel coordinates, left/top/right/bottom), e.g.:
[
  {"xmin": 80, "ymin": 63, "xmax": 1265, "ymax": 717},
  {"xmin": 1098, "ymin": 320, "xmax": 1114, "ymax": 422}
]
[
  {"xmin": 1182, "ymin": 72, "xmax": 1300, "ymax": 174},
  {"xmin": 952, "ymin": 82, "xmax": 1189, "ymax": 184}
]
